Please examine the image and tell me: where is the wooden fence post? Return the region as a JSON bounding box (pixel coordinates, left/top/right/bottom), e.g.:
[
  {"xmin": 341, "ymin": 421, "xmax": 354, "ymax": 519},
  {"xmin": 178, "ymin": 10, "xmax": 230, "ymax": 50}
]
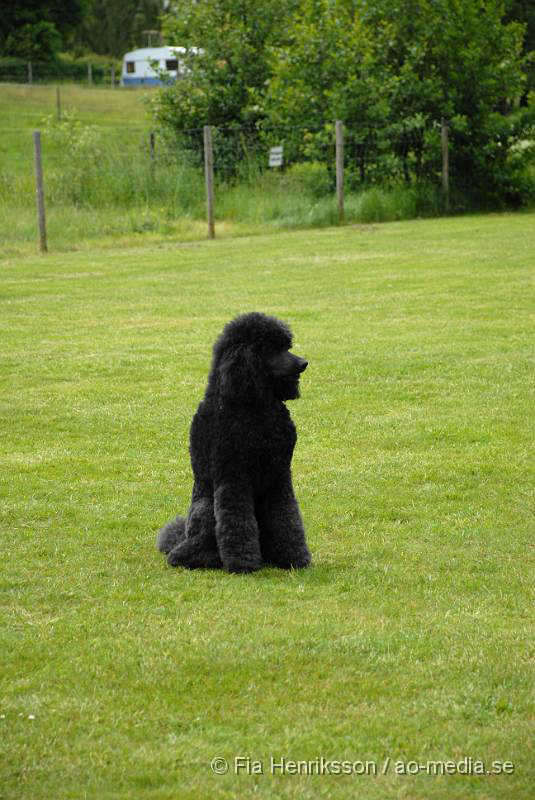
[
  {"xmin": 203, "ymin": 125, "xmax": 215, "ymax": 239},
  {"xmin": 149, "ymin": 132, "xmax": 155, "ymax": 180},
  {"xmin": 33, "ymin": 131, "xmax": 48, "ymax": 253},
  {"xmin": 88, "ymin": 63, "xmax": 92, "ymax": 86},
  {"xmin": 335, "ymin": 120, "xmax": 344, "ymax": 222},
  {"xmin": 441, "ymin": 119, "xmax": 450, "ymax": 211},
  {"xmin": 56, "ymin": 86, "xmax": 61, "ymax": 120},
  {"xmin": 111, "ymin": 66, "xmax": 115, "ymax": 88},
  {"xmin": 28, "ymin": 61, "xmax": 33, "ymax": 84}
]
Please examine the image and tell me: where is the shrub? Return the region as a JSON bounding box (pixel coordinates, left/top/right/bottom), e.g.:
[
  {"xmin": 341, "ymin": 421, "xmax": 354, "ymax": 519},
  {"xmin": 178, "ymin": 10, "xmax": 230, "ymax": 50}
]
[{"xmin": 285, "ymin": 161, "xmax": 332, "ymax": 198}]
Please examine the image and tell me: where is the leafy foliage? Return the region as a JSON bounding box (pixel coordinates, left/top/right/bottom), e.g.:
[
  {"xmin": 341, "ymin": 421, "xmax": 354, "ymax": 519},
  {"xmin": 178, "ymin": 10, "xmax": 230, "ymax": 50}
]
[
  {"xmin": 0, "ymin": 0, "xmax": 83, "ymax": 57},
  {"xmin": 358, "ymin": 0, "xmax": 530, "ymax": 197},
  {"xmin": 76, "ymin": 0, "xmax": 166, "ymax": 59},
  {"xmin": 3, "ymin": 21, "xmax": 62, "ymax": 62},
  {"xmin": 505, "ymin": 0, "xmax": 535, "ymax": 90},
  {"xmin": 150, "ymin": 0, "xmax": 298, "ymax": 131}
]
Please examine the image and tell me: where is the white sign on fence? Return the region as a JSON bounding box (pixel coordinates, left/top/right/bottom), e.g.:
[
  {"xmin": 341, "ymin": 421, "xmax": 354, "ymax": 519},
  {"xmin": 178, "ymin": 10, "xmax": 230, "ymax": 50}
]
[{"xmin": 269, "ymin": 145, "xmax": 283, "ymax": 167}]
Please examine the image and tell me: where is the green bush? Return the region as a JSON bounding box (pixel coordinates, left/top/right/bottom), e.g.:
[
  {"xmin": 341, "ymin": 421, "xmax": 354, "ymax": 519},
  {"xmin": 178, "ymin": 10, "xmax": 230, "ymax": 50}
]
[{"xmin": 285, "ymin": 161, "xmax": 333, "ymax": 198}]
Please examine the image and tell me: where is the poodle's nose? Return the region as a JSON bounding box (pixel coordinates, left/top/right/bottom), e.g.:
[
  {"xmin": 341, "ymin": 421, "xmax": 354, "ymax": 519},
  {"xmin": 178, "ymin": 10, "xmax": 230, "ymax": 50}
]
[{"xmin": 298, "ymin": 358, "xmax": 308, "ymax": 373}]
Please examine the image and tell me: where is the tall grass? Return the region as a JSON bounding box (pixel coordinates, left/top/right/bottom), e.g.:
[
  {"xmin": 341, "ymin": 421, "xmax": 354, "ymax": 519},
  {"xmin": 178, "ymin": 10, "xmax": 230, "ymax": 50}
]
[
  {"xmin": 0, "ymin": 113, "xmax": 206, "ymax": 212},
  {"xmin": 1, "ymin": 114, "xmax": 444, "ymax": 223},
  {"xmin": 0, "ymin": 107, "xmax": 451, "ymax": 253}
]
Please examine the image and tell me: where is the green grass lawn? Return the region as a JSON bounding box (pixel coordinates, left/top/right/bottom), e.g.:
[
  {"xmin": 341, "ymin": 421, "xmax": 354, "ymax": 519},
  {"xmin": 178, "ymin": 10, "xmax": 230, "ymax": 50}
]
[{"xmin": 1, "ymin": 214, "xmax": 534, "ymax": 799}]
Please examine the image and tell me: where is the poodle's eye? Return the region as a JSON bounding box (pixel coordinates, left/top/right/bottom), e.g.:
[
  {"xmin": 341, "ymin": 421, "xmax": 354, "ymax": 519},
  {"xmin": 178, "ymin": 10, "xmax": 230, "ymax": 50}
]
[{"xmin": 267, "ymin": 350, "xmax": 289, "ymax": 373}]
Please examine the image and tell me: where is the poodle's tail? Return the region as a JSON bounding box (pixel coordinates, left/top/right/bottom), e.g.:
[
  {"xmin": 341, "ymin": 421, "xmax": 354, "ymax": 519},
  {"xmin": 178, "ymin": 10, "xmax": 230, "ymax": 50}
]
[{"xmin": 156, "ymin": 515, "xmax": 186, "ymax": 553}]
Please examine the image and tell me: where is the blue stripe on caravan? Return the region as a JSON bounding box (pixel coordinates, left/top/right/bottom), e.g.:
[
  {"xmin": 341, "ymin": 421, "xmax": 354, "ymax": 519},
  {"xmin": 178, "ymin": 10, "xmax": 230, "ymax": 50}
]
[{"xmin": 121, "ymin": 77, "xmax": 176, "ymax": 86}]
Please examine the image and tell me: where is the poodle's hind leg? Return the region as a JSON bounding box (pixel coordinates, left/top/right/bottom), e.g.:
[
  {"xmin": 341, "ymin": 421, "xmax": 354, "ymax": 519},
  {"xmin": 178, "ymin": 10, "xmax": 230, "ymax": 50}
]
[
  {"xmin": 156, "ymin": 515, "xmax": 186, "ymax": 554},
  {"xmin": 258, "ymin": 475, "xmax": 311, "ymax": 569},
  {"xmin": 167, "ymin": 494, "xmax": 222, "ymax": 569},
  {"xmin": 167, "ymin": 537, "xmax": 223, "ymax": 569}
]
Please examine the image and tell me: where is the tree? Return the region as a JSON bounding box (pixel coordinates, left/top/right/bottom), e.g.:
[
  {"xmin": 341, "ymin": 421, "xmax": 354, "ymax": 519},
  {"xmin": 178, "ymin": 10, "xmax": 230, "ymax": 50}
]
[
  {"xmin": 505, "ymin": 0, "xmax": 535, "ymax": 92},
  {"xmin": 359, "ymin": 0, "xmax": 526, "ymax": 119},
  {"xmin": 0, "ymin": 0, "xmax": 84, "ymax": 57},
  {"xmin": 266, "ymin": 0, "xmax": 527, "ymax": 131},
  {"xmin": 505, "ymin": 0, "xmax": 535, "ymax": 52},
  {"xmin": 4, "ymin": 21, "xmax": 62, "ymax": 62},
  {"xmin": 75, "ymin": 0, "xmax": 166, "ymax": 59},
  {"xmin": 150, "ymin": 0, "xmax": 298, "ymax": 133},
  {"xmin": 260, "ymin": 1, "xmax": 393, "ymax": 137},
  {"xmin": 357, "ymin": 0, "xmax": 529, "ymax": 197}
]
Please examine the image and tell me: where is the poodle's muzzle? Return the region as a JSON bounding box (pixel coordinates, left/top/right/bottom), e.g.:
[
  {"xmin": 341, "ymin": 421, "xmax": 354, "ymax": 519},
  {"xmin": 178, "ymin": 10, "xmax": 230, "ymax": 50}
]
[{"xmin": 268, "ymin": 350, "xmax": 308, "ymax": 379}]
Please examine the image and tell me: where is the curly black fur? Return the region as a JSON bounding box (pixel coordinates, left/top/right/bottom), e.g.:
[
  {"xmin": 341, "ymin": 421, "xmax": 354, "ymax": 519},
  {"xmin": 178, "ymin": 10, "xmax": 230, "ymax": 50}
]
[{"xmin": 156, "ymin": 311, "xmax": 311, "ymax": 573}]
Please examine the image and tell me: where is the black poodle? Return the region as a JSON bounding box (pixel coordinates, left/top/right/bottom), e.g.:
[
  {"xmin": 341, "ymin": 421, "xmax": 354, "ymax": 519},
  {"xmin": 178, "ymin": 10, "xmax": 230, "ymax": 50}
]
[{"xmin": 156, "ymin": 312, "xmax": 311, "ymax": 573}]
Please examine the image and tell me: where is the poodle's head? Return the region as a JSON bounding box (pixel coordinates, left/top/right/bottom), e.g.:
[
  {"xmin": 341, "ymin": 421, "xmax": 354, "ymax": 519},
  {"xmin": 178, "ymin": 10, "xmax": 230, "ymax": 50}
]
[{"xmin": 210, "ymin": 312, "xmax": 308, "ymax": 405}]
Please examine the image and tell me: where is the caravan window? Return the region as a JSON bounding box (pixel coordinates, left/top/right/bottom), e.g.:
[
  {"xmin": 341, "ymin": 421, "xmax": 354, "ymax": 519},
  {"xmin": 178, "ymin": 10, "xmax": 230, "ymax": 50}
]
[
  {"xmin": 126, "ymin": 61, "xmax": 135, "ymax": 73},
  {"xmin": 165, "ymin": 59, "xmax": 178, "ymax": 71}
]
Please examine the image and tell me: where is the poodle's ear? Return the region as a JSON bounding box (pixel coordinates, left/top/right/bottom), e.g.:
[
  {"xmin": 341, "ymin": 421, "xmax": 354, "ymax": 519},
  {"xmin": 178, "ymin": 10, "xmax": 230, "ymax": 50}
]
[{"xmin": 218, "ymin": 345, "xmax": 266, "ymax": 404}]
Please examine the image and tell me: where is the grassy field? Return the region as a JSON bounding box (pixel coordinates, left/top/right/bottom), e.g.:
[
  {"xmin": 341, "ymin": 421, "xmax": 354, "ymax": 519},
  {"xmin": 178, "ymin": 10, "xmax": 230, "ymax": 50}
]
[
  {"xmin": 0, "ymin": 83, "xmax": 153, "ymax": 152},
  {"xmin": 1, "ymin": 213, "xmax": 535, "ymax": 799}
]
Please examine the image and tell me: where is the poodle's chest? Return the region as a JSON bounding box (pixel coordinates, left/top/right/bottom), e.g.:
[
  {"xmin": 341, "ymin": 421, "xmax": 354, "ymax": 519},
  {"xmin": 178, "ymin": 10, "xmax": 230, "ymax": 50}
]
[
  {"xmin": 213, "ymin": 407, "xmax": 296, "ymax": 474},
  {"xmin": 249, "ymin": 416, "xmax": 296, "ymax": 460}
]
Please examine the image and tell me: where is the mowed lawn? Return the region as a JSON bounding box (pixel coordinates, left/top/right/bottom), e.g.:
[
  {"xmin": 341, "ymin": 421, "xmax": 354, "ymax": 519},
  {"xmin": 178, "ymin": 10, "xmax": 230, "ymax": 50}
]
[{"xmin": 1, "ymin": 214, "xmax": 534, "ymax": 800}]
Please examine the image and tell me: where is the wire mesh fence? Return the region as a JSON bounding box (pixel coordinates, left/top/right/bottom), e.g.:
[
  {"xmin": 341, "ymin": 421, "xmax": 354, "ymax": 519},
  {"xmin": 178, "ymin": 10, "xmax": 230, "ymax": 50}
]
[
  {"xmin": 157, "ymin": 120, "xmax": 444, "ymax": 186},
  {"xmin": 3, "ymin": 119, "xmax": 447, "ymax": 203},
  {"xmin": 3, "ymin": 113, "xmax": 520, "ymax": 251},
  {"xmin": 0, "ymin": 59, "xmax": 117, "ymax": 86}
]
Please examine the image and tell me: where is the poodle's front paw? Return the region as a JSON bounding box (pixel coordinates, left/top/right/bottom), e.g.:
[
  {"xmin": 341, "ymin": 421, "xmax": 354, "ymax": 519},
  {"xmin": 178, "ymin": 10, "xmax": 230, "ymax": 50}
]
[
  {"xmin": 287, "ymin": 553, "xmax": 312, "ymax": 569},
  {"xmin": 268, "ymin": 548, "xmax": 312, "ymax": 570},
  {"xmin": 223, "ymin": 557, "xmax": 262, "ymax": 574}
]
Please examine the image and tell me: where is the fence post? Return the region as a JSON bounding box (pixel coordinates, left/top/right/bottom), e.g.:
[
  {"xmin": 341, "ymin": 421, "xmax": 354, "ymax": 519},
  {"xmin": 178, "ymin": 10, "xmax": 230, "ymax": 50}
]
[
  {"xmin": 149, "ymin": 132, "xmax": 155, "ymax": 180},
  {"xmin": 88, "ymin": 63, "xmax": 92, "ymax": 86},
  {"xmin": 33, "ymin": 131, "xmax": 48, "ymax": 253},
  {"xmin": 56, "ymin": 86, "xmax": 61, "ymax": 120},
  {"xmin": 28, "ymin": 61, "xmax": 33, "ymax": 84},
  {"xmin": 111, "ymin": 66, "xmax": 115, "ymax": 88},
  {"xmin": 335, "ymin": 120, "xmax": 344, "ymax": 222},
  {"xmin": 203, "ymin": 125, "xmax": 215, "ymax": 239},
  {"xmin": 441, "ymin": 119, "xmax": 450, "ymax": 211}
]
